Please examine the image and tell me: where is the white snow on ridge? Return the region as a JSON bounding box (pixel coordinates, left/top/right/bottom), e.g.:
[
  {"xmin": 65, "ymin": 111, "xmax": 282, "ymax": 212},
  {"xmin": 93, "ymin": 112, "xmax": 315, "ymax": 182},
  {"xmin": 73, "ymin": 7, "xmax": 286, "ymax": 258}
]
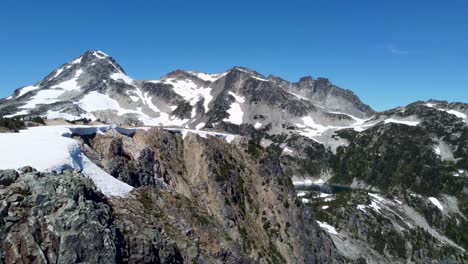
[
  {"xmin": 52, "ymin": 67, "xmax": 65, "ymax": 79},
  {"xmin": 428, "ymin": 197, "xmax": 444, "ymax": 211},
  {"xmin": 14, "ymin": 69, "xmax": 85, "ymax": 110},
  {"xmin": 79, "ymin": 91, "xmax": 189, "ymax": 127},
  {"xmin": 51, "ymin": 69, "xmax": 83, "ymax": 91},
  {"xmin": 110, "ymin": 72, "xmax": 134, "ymax": 85},
  {"xmin": 21, "ymin": 89, "xmax": 65, "ymax": 109},
  {"xmin": 424, "ymin": 103, "xmax": 467, "ymax": 120},
  {"xmin": 250, "ymin": 75, "xmax": 268, "ymax": 82},
  {"xmin": 384, "ymin": 118, "xmax": 419, "ymax": 126},
  {"xmin": 164, "ymin": 78, "xmax": 214, "ymax": 113},
  {"xmin": 195, "ymin": 122, "xmax": 206, "ymax": 130},
  {"xmin": 286, "ymin": 90, "xmax": 309, "ymax": 101},
  {"xmin": 357, "ymin": 193, "xmax": 394, "ymax": 213},
  {"xmin": 299, "ymin": 116, "xmax": 329, "ymax": 138},
  {"xmin": 0, "ymin": 125, "xmax": 133, "ymax": 197},
  {"xmin": 316, "ymin": 221, "xmax": 338, "ymax": 235},
  {"xmin": 93, "ymin": 51, "xmax": 108, "ymax": 60},
  {"xmin": 228, "ymin": 91, "xmax": 245, "ymax": 103},
  {"xmin": 17, "ymin": 85, "xmax": 39, "ymax": 98},
  {"xmin": 328, "ymin": 111, "xmax": 370, "ymax": 126},
  {"xmin": 188, "ymin": 71, "xmax": 226, "ymax": 82},
  {"xmin": 71, "ymin": 57, "xmax": 82, "ymax": 64},
  {"xmin": 4, "ymin": 110, "xmax": 30, "ymax": 118},
  {"xmin": 165, "ymin": 127, "xmax": 236, "ymax": 143},
  {"xmin": 445, "ymin": 109, "xmax": 466, "ymax": 119}
]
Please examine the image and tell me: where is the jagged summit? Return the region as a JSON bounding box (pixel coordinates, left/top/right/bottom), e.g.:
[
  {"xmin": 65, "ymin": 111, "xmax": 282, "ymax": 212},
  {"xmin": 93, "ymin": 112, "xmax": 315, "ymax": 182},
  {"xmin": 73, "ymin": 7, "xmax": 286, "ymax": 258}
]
[{"xmin": 0, "ymin": 50, "xmax": 400, "ymax": 143}]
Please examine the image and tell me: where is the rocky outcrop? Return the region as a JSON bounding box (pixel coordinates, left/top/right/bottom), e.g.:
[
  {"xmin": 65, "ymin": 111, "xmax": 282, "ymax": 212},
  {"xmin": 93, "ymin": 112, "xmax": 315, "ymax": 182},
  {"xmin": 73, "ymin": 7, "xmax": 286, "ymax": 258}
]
[
  {"xmin": 74, "ymin": 128, "xmax": 345, "ymax": 263},
  {"xmin": 0, "ymin": 127, "xmax": 346, "ymax": 263},
  {"xmin": 0, "ymin": 168, "xmax": 117, "ymax": 264}
]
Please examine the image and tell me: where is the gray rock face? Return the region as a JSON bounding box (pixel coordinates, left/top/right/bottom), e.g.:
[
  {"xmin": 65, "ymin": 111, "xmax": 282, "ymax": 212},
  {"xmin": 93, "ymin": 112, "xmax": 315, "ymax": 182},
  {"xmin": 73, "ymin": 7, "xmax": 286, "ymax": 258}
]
[
  {"xmin": 269, "ymin": 75, "xmax": 375, "ymax": 118},
  {"xmin": 73, "ymin": 128, "xmax": 345, "ymax": 263},
  {"xmin": 0, "ymin": 170, "xmax": 18, "ymax": 186},
  {"xmin": 0, "ymin": 170, "xmax": 117, "ymax": 264},
  {"xmin": 0, "ymin": 127, "xmax": 346, "ymax": 263}
]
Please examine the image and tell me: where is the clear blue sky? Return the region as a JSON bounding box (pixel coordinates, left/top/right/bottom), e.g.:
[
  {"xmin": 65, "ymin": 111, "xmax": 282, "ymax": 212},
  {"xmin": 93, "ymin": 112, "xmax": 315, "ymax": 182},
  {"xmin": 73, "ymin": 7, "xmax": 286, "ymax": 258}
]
[{"xmin": 0, "ymin": 0, "xmax": 467, "ymax": 111}]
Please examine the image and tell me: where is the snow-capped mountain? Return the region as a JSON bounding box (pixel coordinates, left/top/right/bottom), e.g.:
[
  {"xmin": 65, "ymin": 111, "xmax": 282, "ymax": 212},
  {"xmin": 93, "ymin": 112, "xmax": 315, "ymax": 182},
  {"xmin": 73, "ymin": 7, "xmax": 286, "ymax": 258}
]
[{"xmin": 0, "ymin": 50, "xmax": 377, "ymax": 140}]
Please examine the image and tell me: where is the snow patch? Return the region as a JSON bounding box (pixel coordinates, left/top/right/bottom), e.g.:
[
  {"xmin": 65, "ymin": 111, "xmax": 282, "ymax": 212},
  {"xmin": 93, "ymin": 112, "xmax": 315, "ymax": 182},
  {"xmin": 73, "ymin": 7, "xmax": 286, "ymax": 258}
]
[
  {"xmin": 0, "ymin": 125, "xmax": 133, "ymax": 197},
  {"xmin": 164, "ymin": 78, "xmax": 213, "ymax": 112},
  {"xmin": 251, "ymin": 75, "xmax": 268, "ymax": 82},
  {"xmin": 45, "ymin": 110, "xmax": 94, "ymax": 121},
  {"xmin": 283, "ymin": 147, "xmax": 294, "ymax": 154},
  {"xmin": 50, "ymin": 69, "xmax": 83, "ymax": 91},
  {"xmin": 445, "ymin": 109, "xmax": 466, "ymax": 119},
  {"xmin": 17, "ymin": 85, "xmax": 39, "ymax": 97},
  {"xmin": 384, "ymin": 118, "xmax": 419, "ymax": 126},
  {"xmin": 286, "ymin": 90, "xmax": 308, "ymax": 101},
  {"xmin": 316, "ymin": 221, "xmax": 338, "ymax": 235},
  {"xmin": 93, "ymin": 51, "xmax": 108, "ymax": 60},
  {"xmin": 165, "ymin": 128, "xmax": 236, "ymax": 143},
  {"xmin": 428, "ymin": 197, "xmax": 444, "ymax": 211},
  {"xmin": 292, "ymin": 177, "xmax": 326, "ymax": 186},
  {"xmin": 21, "ymin": 89, "xmax": 65, "ymax": 109},
  {"xmin": 223, "ymin": 101, "xmax": 244, "ymax": 125},
  {"xmin": 357, "ymin": 204, "xmax": 367, "ymax": 212},
  {"xmin": 79, "ymin": 91, "xmax": 188, "ymax": 126},
  {"xmin": 358, "ymin": 193, "xmax": 395, "ymax": 213},
  {"xmin": 110, "ymin": 72, "xmax": 134, "ymax": 84},
  {"xmin": 71, "ymin": 57, "xmax": 82, "ymax": 64},
  {"xmin": 424, "ymin": 103, "xmax": 466, "ymax": 120},
  {"xmin": 80, "ymin": 155, "xmax": 133, "ymax": 197},
  {"xmin": 195, "ymin": 122, "xmax": 206, "ymax": 130},
  {"xmin": 188, "ymin": 71, "xmax": 226, "ymax": 82},
  {"xmin": 228, "ymin": 91, "xmax": 245, "ymax": 103},
  {"xmin": 297, "ymin": 191, "xmax": 307, "ymax": 197},
  {"xmin": 299, "ymin": 116, "xmax": 330, "ymax": 138},
  {"xmin": 4, "ymin": 110, "xmax": 30, "ymax": 118}
]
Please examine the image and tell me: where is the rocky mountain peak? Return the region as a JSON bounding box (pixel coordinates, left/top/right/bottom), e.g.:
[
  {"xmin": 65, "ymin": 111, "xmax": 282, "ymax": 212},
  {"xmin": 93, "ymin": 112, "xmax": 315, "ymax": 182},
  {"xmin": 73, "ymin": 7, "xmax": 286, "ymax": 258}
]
[
  {"xmin": 1, "ymin": 50, "xmax": 378, "ymax": 129},
  {"xmin": 79, "ymin": 50, "xmax": 126, "ymax": 74},
  {"xmin": 228, "ymin": 66, "xmax": 266, "ymax": 78},
  {"xmin": 298, "ymin": 76, "xmax": 315, "ymax": 86}
]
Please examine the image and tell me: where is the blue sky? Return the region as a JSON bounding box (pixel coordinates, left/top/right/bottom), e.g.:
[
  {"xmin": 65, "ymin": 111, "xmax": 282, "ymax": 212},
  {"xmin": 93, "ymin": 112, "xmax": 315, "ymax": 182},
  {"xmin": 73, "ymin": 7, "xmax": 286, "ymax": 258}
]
[{"xmin": 0, "ymin": 0, "xmax": 467, "ymax": 111}]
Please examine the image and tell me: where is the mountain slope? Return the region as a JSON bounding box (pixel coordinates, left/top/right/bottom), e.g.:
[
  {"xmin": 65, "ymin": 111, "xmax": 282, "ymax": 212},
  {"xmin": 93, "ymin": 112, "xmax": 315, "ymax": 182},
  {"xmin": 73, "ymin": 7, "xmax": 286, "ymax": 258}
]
[{"xmin": 0, "ymin": 50, "xmax": 375, "ymax": 142}]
